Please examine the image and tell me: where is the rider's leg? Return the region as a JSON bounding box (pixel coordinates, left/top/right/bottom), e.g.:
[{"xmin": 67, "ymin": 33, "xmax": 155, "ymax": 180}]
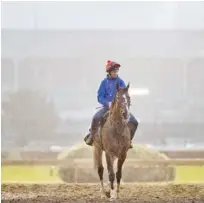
[
  {"xmin": 128, "ymin": 113, "xmax": 139, "ymax": 148},
  {"xmin": 85, "ymin": 107, "xmax": 109, "ymax": 146}
]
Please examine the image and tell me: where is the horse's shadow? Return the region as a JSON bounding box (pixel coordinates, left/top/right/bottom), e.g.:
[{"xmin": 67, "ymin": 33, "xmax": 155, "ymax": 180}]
[{"xmin": 105, "ymin": 191, "xmax": 111, "ymax": 198}]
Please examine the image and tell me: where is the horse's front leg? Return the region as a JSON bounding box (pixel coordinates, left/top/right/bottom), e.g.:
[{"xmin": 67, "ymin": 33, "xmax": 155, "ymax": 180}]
[
  {"xmin": 116, "ymin": 153, "xmax": 127, "ymax": 199},
  {"xmin": 105, "ymin": 153, "xmax": 116, "ymax": 201}
]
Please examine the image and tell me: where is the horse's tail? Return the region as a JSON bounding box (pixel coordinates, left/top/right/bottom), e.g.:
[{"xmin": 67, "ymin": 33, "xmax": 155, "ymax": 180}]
[{"xmin": 93, "ymin": 144, "xmax": 103, "ymax": 170}]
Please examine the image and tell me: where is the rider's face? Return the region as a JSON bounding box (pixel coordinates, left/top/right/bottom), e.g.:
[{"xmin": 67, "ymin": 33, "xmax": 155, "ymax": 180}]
[{"xmin": 110, "ymin": 70, "xmax": 119, "ymax": 78}]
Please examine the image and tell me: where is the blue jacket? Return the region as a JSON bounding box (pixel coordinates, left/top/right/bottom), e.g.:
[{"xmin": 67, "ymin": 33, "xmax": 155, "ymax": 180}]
[{"xmin": 97, "ymin": 76, "xmax": 126, "ymax": 106}]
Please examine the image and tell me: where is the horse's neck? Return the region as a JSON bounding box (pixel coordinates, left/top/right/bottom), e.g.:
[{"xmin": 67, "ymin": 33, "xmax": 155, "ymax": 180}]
[
  {"xmin": 108, "ymin": 113, "xmax": 126, "ymax": 135},
  {"xmin": 109, "ymin": 107, "xmax": 124, "ymax": 125}
]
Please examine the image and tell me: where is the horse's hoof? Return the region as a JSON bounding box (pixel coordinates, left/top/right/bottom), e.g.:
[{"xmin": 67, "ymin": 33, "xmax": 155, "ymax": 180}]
[
  {"xmin": 100, "ymin": 191, "xmax": 106, "ymax": 199},
  {"xmin": 110, "ymin": 189, "xmax": 116, "ymax": 201},
  {"xmin": 110, "ymin": 197, "xmax": 116, "ymax": 202},
  {"xmin": 101, "ymin": 194, "xmax": 106, "ymax": 199}
]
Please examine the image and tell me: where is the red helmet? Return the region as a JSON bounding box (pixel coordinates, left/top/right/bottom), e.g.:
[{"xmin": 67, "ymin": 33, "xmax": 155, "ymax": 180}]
[{"xmin": 106, "ymin": 60, "xmax": 121, "ymax": 72}]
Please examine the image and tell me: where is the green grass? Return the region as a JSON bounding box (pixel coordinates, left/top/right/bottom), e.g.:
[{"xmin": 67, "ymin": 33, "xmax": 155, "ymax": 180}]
[
  {"xmin": 1, "ymin": 165, "xmax": 62, "ymax": 183},
  {"xmin": 175, "ymin": 166, "xmax": 204, "ymax": 183},
  {"xmin": 2, "ymin": 165, "xmax": 204, "ymax": 183}
]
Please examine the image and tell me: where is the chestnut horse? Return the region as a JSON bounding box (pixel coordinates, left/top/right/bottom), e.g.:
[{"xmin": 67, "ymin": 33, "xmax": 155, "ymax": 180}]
[{"xmin": 93, "ymin": 83, "xmax": 131, "ymax": 201}]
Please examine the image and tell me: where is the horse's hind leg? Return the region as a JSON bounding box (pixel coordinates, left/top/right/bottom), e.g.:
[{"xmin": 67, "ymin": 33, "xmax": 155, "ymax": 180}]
[
  {"xmin": 116, "ymin": 153, "xmax": 127, "ymax": 199},
  {"xmin": 93, "ymin": 146, "xmax": 105, "ymax": 198},
  {"xmin": 105, "ymin": 153, "xmax": 116, "ymax": 201},
  {"xmin": 98, "ymin": 164, "xmax": 106, "ymax": 198}
]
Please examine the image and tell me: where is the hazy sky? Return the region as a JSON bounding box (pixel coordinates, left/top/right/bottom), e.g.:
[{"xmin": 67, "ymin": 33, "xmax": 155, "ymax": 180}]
[{"xmin": 2, "ymin": 1, "xmax": 204, "ymax": 30}]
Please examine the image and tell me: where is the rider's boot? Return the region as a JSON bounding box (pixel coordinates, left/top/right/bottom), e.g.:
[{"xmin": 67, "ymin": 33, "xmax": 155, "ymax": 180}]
[
  {"xmin": 84, "ymin": 120, "xmax": 98, "ymax": 146},
  {"xmin": 84, "ymin": 128, "xmax": 91, "ymax": 144},
  {"xmin": 128, "ymin": 122, "xmax": 138, "ymax": 149},
  {"xmin": 85, "ymin": 133, "xmax": 94, "ymax": 146}
]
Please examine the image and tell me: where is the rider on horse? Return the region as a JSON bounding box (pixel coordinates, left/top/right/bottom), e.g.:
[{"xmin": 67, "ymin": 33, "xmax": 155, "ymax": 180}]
[{"xmin": 84, "ymin": 60, "xmax": 138, "ymax": 148}]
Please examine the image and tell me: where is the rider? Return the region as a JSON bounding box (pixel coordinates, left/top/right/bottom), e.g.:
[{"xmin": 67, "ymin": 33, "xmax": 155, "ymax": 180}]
[{"xmin": 84, "ymin": 60, "xmax": 138, "ymax": 148}]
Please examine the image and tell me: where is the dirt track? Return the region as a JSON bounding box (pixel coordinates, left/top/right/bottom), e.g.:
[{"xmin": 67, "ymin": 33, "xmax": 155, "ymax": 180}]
[{"xmin": 2, "ymin": 183, "xmax": 204, "ymax": 203}]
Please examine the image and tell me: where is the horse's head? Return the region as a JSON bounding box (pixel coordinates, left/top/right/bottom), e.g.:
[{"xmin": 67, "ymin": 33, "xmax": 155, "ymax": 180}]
[{"xmin": 110, "ymin": 83, "xmax": 130, "ymax": 122}]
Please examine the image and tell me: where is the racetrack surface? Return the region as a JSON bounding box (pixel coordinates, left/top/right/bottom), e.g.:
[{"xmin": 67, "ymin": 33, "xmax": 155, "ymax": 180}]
[{"xmin": 2, "ymin": 183, "xmax": 204, "ymax": 203}]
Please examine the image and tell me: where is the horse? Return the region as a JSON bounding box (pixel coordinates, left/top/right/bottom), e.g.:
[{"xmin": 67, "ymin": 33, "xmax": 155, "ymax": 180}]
[{"xmin": 93, "ymin": 83, "xmax": 131, "ymax": 201}]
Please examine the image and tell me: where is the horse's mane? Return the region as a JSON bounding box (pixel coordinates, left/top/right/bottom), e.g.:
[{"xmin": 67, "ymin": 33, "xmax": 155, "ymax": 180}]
[{"xmin": 111, "ymin": 93, "xmax": 117, "ymax": 108}]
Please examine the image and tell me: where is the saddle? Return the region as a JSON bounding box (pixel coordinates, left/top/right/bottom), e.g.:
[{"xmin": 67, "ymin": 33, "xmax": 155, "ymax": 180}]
[{"xmin": 100, "ymin": 111, "xmax": 109, "ymax": 129}]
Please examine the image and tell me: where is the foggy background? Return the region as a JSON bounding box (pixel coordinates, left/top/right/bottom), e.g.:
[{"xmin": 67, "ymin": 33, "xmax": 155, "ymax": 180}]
[{"xmin": 1, "ymin": 1, "xmax": 204, "ymax": 151}]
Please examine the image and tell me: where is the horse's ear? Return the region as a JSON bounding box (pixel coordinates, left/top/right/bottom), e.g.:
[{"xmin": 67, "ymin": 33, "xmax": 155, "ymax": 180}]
[
  {"xmin": 126, "ymin": 82, "xmax": 130, "ymax": 90},
  {"xmin": 125, "ymin": 82, "xmax": 130, "ymax": 91},
  {"xmin": 116, "ymin": 83, "xmax": 120, "ymax": 91}
]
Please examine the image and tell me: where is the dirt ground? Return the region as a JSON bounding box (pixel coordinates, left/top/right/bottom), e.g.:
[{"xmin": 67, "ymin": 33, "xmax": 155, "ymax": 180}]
[{"xmin": 2, "ymin": 183, "xmax": 204, "ymax": 203}]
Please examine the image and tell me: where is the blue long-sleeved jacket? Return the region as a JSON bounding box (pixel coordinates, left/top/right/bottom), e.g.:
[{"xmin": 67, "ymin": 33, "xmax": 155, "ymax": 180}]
[{"xmin": 97, "ymin": 76, "xmax": 126, "ymax": 106}]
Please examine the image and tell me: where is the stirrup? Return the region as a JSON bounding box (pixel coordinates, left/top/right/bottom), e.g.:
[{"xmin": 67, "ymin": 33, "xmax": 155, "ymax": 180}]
[{"xmin": 86, "ymin": 137, "xmax": 93, "ymax": 146}]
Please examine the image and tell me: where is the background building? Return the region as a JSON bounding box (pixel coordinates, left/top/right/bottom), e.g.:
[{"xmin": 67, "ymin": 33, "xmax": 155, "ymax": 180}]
[{"xmin": 2, "ymin": 1, "xmax": 204, "ymax": 149}]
